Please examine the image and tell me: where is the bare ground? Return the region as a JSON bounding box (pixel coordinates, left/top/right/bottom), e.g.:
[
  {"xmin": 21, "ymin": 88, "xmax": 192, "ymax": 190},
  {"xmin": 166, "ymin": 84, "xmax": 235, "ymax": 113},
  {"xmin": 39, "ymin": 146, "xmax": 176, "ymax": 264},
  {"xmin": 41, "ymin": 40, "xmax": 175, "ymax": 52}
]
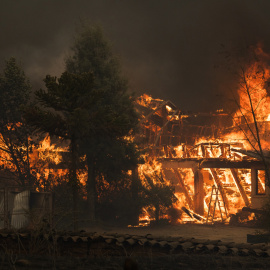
[
  {"xmin": 85, "ymin": 223, "xmax": 262, "ymax": 243},
  {"xmin": 1, "ymin": 224, "xmax": 270, "ymax": 269},
  {"xmin": 5, "ymin": 253, "xmax": 270, "ymax": 269}
]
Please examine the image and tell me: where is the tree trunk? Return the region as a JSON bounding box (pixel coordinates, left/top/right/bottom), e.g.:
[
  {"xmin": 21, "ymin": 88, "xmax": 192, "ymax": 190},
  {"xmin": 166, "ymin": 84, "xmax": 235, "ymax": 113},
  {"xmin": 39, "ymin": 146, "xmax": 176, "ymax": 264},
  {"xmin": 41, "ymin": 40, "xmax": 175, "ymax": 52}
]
[
  {"xmin": 130, "ymin": 166, "xmax": 140, "ymax": 225},
  {"xmin": 86, "ymin": 154, "xmax": 96, "ymax": 223},
  {"xmin": 155, "ymin": 204, "xmax": 160, "ymax": 223},
  {"xmin": 70, "ymin": 137, "xmax": 79, "ymax": 231},
  {"xmin": 72, "ymin": 184, "xmax": 79, "ymax": 231}
]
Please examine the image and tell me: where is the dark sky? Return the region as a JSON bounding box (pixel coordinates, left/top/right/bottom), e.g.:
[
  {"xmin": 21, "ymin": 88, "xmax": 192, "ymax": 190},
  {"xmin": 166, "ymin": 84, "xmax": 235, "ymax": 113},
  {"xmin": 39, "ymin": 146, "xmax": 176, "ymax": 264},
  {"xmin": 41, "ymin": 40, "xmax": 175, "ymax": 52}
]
[{"xmin": 1, "ymin": 0, "xmax": 270, "ymax": 112}]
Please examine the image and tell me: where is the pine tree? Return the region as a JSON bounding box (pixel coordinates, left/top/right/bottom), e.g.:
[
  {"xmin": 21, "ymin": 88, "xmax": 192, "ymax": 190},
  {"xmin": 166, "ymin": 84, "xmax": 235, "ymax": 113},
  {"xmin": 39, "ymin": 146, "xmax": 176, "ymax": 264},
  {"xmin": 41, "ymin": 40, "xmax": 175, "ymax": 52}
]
[
  {"xmin": 66, "ymin": 24, "xmax": 140, "ymax": 222},
  {"xmin": 0, "ymin": 57, "xmax": 34, "ymax": 186},
  {"xmin": 24, "ymin": 71, "xmax": 95, "ymax": 230}
]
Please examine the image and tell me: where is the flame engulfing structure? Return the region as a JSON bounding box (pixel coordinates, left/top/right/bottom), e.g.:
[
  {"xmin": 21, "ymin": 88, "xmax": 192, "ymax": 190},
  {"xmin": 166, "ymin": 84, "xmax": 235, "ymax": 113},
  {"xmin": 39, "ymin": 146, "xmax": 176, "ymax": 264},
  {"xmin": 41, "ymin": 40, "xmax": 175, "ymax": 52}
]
[
  {"xmin": 135, "ymin": 45, "xmax": 270, "ymax": 224},
  {"xmin": 135, "ymin": 95, "xmax": 256, "ymax": 224}
]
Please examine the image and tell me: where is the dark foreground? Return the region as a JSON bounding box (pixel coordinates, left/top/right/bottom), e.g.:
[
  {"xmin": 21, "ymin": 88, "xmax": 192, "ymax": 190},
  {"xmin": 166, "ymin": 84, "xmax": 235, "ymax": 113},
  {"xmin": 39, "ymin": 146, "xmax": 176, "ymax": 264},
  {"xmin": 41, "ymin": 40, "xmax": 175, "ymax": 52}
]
[
  {"xmin": 1, "ymin": 253, "xmax": 270, "ymax": 269},
  {"xmin": 0, "ymin": 226, "xmax": 270, "ymax": 269}
]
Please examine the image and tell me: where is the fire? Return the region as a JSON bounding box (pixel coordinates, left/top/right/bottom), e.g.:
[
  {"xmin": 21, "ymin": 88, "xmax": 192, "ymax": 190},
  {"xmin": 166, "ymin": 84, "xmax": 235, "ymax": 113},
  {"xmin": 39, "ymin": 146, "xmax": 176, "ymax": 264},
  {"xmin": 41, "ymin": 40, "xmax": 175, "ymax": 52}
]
[
  {"xmin": 34, "ymin": 135, "xmax": 88, "ymax": 188},
  {"xmin": 231, "ymin": 43, "xmax": 270, "ymax": 151},
  {"xmin": 31, "ymin": 135, "xmax": 69, "ymax": 190},
  {"xmin": 36, "ymin": 135, "xmax": 66, "ymax": 165},
  {"xmin": 2, "ymin": 42, "xmax": 270, "ymax": 226},
  {"xmin": 136, "ymin": 93, "xmax": 164, "ymax": 111},
  {"xmin": 136, "ymin": 48, "xmax": 270, "ymax": 225},
  {"xmin": 0, "ymin": 131, "xmax": 89, "ymax": 191},
  {"xmin": 138, "ymin": 155, "xmax": 162, "ymax": 183},
  {"xmin": 235, "ymin": 63, "xmax": 270, "ymax": 123}
]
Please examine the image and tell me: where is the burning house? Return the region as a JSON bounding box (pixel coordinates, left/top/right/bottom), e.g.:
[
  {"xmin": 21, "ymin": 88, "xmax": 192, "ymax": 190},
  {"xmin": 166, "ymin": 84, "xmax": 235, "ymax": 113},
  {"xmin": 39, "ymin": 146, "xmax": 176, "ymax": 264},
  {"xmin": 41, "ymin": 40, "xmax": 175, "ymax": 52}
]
[{"xmin": 135, "ymin": 92, "xmax": 269, "ymax": 224}]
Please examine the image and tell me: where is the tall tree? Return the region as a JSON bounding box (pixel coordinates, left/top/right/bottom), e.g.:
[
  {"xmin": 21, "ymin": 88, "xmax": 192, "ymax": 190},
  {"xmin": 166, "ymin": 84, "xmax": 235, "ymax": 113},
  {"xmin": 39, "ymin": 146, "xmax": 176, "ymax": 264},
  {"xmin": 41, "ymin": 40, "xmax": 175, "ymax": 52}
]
[
  {"xmin": 24, "ymin": 71, "xmax": 95, "ymax": 230},
  {"xmin": 0, "ymin": 57, "xmax": 34, "ymax": 187},
  {"xmin": 224, "ymin": 45, "xmax": 270, "ymax": 185},
  {"xmin": 66, "ymin": 24, "xmax": 140, "ymax": 222}
]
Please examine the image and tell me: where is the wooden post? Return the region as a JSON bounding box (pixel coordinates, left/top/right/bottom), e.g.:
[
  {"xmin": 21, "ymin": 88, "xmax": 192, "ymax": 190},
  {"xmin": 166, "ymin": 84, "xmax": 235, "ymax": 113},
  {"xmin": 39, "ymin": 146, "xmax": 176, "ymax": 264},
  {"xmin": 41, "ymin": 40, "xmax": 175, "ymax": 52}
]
[
  {"xmin": 130, "ymin": 165, "xmax": 140, "ymax": 225},
  {"xmin": 4, "ymin": 188, "xmax": 8, "ymax": 229},
  {"xmin": 161, "ymin": 105, "xmax": 168, "ymax": 146},
  {"xmin": 251, "ymin": 168, "xmax": 257, "ymax": 197},
  {"xmin": 193, "ymin": 168, "xmax": 204, "ymax": 216}
]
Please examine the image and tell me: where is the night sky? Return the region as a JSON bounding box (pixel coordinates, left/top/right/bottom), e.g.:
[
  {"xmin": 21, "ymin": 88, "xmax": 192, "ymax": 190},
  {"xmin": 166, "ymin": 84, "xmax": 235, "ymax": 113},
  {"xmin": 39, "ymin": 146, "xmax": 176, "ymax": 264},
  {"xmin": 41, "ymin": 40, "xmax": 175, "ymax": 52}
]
[{"xmin": 1, "ymin": 0, "xmax": 270, "ymax": 112}]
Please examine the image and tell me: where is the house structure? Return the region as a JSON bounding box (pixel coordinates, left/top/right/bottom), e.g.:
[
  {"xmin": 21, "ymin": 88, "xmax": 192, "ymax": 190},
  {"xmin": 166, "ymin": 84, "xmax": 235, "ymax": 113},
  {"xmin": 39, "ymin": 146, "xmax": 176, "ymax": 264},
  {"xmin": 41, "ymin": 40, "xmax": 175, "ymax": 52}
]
[{"xmin": 136, "ymin": 94, "xmax": 269, "ymax": 221}]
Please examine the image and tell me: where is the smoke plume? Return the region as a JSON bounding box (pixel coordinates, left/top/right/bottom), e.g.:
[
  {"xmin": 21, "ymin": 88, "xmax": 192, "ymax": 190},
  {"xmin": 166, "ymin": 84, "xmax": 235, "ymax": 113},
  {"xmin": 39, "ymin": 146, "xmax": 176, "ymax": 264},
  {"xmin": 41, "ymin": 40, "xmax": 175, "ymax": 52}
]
[{"xmin": 1, "ymin": 0, "xmax": 270, "ymax": 112}]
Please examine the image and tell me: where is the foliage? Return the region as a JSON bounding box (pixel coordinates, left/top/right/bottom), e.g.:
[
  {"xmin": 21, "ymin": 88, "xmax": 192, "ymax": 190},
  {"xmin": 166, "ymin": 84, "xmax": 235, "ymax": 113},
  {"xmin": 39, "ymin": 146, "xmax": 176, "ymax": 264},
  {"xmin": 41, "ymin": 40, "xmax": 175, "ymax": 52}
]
[
  {"xmin": 66, "ymin": 23, "xmax": 139, "ymax": 174},
  {"xmin": 96, "ymin": 174, "xmax": 142, "ymax": 225},
  {"xmin": 0, "ymin": 57, "xmax": 35, "ymax": 186},
  {"xmin": 24, "ymin": 72, "xmax": 95, "ymax": 138},
  {"xmin": 66, "ymin": 24, "xmax": 126, "ymax": 94},
  {"xmin": 24, "ymin": 71, "xmax": 96, "ymax": 230},
  {"xmin": 255, "ymin": 199, "xmax": 270, "ymax": 232},
  {"xmin": 65, "ymin": 23, "xmax": 141, "ymax": 222},
  {"xmin": 142, "ymin": 173, "xmax": 177, "ymax": 222}
]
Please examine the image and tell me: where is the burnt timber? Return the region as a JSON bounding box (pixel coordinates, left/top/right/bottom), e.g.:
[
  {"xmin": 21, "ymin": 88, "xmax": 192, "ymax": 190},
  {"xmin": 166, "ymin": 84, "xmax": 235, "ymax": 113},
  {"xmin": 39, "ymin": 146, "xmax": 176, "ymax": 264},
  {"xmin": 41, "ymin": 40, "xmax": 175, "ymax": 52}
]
[
  {"xmin": 160, "ymin": 158, "xmax": 265, "ymax": 170},
  {"xmin": 159, "ymin": 157, "xmax": 264, "ymax": 215}
]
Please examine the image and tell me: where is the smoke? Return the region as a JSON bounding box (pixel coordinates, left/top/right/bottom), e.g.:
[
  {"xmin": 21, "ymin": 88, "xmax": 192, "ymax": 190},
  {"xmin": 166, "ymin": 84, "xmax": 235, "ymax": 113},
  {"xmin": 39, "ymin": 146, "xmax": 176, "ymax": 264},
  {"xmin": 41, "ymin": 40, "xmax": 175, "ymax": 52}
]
[{"xmin": 1, "ymin": 0, "xmax": 270, "ymax": 111}]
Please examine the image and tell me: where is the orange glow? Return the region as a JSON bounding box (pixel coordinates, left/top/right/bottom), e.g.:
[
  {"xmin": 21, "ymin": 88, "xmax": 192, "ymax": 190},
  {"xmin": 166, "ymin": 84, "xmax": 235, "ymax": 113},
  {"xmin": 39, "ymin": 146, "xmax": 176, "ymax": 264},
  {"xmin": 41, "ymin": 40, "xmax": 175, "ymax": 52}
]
[
  {"xmin": 3, "ymin": 49, "xmax": 270, "ymax": 226},
  {"xmin": 136, "ymin": 63, "xmax": 270, "ymax": 224},
  {"xmin": 0, "ymin": 131, "xmax": 89, "ymax": 191}
]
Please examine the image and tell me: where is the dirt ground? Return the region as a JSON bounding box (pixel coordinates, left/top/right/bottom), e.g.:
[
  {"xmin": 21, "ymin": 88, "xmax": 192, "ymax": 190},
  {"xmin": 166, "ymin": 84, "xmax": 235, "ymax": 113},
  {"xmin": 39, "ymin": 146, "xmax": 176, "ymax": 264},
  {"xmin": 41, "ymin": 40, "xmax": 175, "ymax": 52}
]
[
  {"xmin": 2, "ymin": 224, "xmax": 269, "ymax": 269},
  {"xmin": 64, "ymin": 223, "xmax": 270, "ymax": 269},
  {"xmin": 85, "ymin": 223, "xmax": 262, "ymax": 244},
  {"xmin": 7, "ymin": 253, "xmax": 270, "ymax": 270}
]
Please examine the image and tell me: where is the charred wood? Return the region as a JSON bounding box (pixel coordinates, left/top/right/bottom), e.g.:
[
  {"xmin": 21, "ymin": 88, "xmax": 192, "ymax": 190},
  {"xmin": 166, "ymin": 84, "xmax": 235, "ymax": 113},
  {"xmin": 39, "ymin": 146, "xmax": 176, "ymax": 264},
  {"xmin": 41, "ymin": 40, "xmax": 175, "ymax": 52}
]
[{"xmin": 230, "ymin": 169, "xmax": 250, "ymax": 207}]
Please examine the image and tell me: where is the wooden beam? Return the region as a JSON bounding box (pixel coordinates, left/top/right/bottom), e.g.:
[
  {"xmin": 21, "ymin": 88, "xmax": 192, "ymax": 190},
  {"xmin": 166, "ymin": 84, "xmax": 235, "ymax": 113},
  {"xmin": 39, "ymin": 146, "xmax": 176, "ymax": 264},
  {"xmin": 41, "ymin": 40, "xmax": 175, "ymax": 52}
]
[
  {"xmin": 164, "ymin": 168, "xmax": 194, "ymax": 209},
  {"xmin": 160, "ymin": 158, "xmax": 265, "ymax": 169},
  {"xmin": 162, "ymin": 160, "xmax": 198, "ymax": 169},
  {"xmin": 138, "ymin": 100, "xmax": 168, "ymax": 124},
  {"xmin": 154, "ymin": 109, "xmax": 179, "ymax": 146},
  {"xmin": 230, "ymin": 169, "xmax": 250, "ymax": 207}
]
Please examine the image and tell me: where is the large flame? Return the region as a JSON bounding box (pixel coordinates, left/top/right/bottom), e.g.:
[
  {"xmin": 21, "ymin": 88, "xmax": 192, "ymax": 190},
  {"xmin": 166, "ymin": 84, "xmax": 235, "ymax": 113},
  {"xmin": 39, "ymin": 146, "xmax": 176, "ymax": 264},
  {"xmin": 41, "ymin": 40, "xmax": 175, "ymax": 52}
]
[
  {"xmin": 231, "ymin": 43, "xmax": 270, "ymax": 150},
  {"xmin": 0, "ymin": 132, "xmax": 88, "ymax": 191}
]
